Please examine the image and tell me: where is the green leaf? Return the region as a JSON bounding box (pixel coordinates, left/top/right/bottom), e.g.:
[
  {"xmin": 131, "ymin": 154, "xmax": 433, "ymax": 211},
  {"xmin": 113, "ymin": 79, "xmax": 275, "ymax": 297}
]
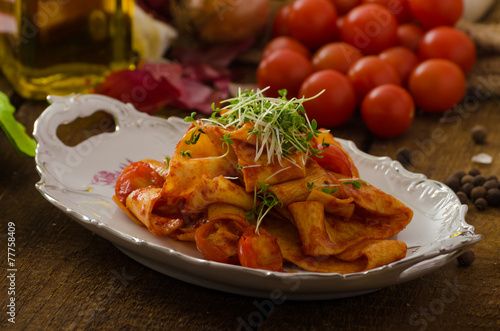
[{"xmin": 0, "ymin": 91, "xmax": 37, "ymax": 157}]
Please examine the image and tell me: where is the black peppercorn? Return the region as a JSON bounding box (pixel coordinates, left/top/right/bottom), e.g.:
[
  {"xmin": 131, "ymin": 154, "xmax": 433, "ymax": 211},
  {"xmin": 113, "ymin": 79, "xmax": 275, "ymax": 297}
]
[
  {"xmin": 475, "ymin": 197, "xmax": 487, "ymax": 211},
  {"xmin": 461, "ymin": 175, "xmax": 474, "ymax": 185},
  {"xmin": 483, "ymin": 179, "xmax": 498, "ymax": 191},
  {"xmin": 486, "ymin": 188, "xmax": 500, "ymax": 207},
  {"xmin": 456, "ymin": 191, "xmax": 468, "ymax": 204},
  {"xmin": 486, "ymin": 175, "xmax": 498, "ymax": 182},
  {"xmin": 471, "ymin": 186, "xmax": 487, "ymax": 202},
  {"xmin": 453, "ymin": 170, "xmax": 466, "ymax": 179},
  {"xmin": 460, "ymin": 182, "xmax": 474, "ymax": 197},
  {"xmin": 472, "ymin": 175, "xmax": 486, "ymax": 187},
  {"xmin": 470, "ymin": 125, "xmax": 488, "ymax": 144},
  {"xmin": 444, "ymin": 175, "xmax": 461, "ymax": 192},
  {"xmin": 457, "ymin": 250, "xmax": 475, "ymax": 267},
  {"xmin": 468, "ymin": 168, "xmax": 481, "ymax": 176}
]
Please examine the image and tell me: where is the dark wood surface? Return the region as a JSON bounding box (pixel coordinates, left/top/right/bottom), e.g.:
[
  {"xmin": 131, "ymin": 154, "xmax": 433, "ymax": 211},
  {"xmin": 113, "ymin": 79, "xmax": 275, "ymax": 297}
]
[{"xmin": 1, "ymin": 63, "xmax": 499, "ymax": 331}]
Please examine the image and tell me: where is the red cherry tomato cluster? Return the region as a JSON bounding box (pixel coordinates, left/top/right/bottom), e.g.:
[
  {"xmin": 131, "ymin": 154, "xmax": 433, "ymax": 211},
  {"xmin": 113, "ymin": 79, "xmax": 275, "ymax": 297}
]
[{"xmin": 257, "ymin": 0, "xmax": 475, "ymax": 138}]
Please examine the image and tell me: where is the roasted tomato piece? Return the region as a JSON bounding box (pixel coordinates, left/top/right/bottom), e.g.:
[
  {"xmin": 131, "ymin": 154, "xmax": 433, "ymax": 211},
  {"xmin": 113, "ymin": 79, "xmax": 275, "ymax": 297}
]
[
  {"xmin": 312, "ymin": 143, "xmax": 353, "ymax": 178},
  {"xmin": 238, "ymin": 226, "xmax": 283, "ymax": 272},
  {"xmin": 115, "ymin": 161, "xmax": 165, "ymax": 204},
  {"xmin": 194, "ymin": 219, "xmax": 249, "ymax": 264}
]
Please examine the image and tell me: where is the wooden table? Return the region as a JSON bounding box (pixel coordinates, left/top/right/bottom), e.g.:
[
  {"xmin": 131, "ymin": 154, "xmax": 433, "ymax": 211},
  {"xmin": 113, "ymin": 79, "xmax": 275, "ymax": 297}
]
[{"xmin": 0, "ymin": 64, "xmax": 498, "ymax": 330}]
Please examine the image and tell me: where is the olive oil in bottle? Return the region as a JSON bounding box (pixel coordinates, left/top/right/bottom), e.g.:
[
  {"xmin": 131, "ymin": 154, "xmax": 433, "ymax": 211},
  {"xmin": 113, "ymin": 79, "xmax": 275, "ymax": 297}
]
[{"xmin": 0, "ymin": 0, "xmax": 135, "ymax": 99}]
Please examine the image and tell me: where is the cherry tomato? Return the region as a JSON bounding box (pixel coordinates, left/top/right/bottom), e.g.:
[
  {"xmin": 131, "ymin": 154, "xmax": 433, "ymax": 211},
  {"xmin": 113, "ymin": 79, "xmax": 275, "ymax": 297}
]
[
  {"xmin": 408, "ymin": 59, "xmax": 466, "ymax": 113},
  {"xmin": 418, "ymin": 26, "xmax": 476, "ymax": 74},
  {"xmin": 115, "ymin": 161, "xmax": 165, "ymax": 204},
  {"xmin": 328, "ymin": 0, "xmax": 361, "ymax": 15},
  {"xmin": 262, "ymin": 36, "xmax": 311, "ymax": 60},
  {"xmin": 271, "ymin": 4, "xmax": 291, "ymax": 37},
  {"xmin": 341, "ymin": 3, "xmax": 398, "ymax": 55},
  {"xmin": 379, "ymin": 46, "xmax": 419, "ymax": 87},
  {"xmin": 396, "ymin": 23, "xmax": 424, "ymax": 52},
  {"xmin": 287, "ymin": 0, "xmax": 338, "ymax": 50},
  {"xmin": 311, "ymin": 42, "xmax": 363, "ymax": 74},
  {"xmin": 299, "ymin": 70, "xmax": 357, "ymax": 127},
  {"xmin": 312, "ymin": 142, "xmax": 354, "ymax": 177},
  {"xmin": 194, "ymin": 219, "xmax": 249, "ymax": 264},
  {"xmin": 361, "ymin": 84, "xmax": 415, "ymax": 138},
  {"xmin": 347, "ymin": 55, "xmax": 401, "ymax": 102},
  {"xmin": 362, "ymin": 0, "xmax": 413, "ymax": 24},
  {"xmin": 408, "ymin": 0, "xmax": 463, "ymax": 29},
  {"xmin": 257, "ymin": 48, "xmax": 313, "ymax": 98},
  {"xmin": 238, "ymin": 226, "xmax": 283, "ymax": 272}
]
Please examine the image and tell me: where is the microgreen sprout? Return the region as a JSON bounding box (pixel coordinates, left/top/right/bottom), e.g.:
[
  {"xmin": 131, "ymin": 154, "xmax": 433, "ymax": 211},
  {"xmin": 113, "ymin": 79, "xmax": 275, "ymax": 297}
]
[
  {"xmin": 340, "ymin": 179, "xmax": 365, "ymax": 189},
  {"xmin": 200, "ymin": 88, "xmax": 325, "ymax": 166},
  {"xmin": 321, "ymin": 187, "xmax": 338, "ymax": 194},
  {"xmin": 245, "ymin": 182, "xmax": 283, "ymax": 231},
  {"xmin": 218, "ymin": 133, "xmax": 234, "ymax": 158},
  {"xmin": 307, "ymin": 181, "xmax": 339, "ymax": 194},
  {"xmin": 159, "ymin": 156, "xmax": 171, "ymax": 175},
  {"xmin": 180, "ymin": 150, "xmax": 192, "ymax": 158},
  {"xmin": 184, "ymin": 112, "xmax": 205, "ymax": 145}
]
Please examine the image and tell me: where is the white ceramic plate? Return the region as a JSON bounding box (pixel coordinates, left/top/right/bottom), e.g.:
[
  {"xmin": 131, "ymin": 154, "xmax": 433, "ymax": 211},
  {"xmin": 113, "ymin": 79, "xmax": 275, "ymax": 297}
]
[{"xmin": 34, "ymin": 94, "xmax": 482, "ymax": 300}]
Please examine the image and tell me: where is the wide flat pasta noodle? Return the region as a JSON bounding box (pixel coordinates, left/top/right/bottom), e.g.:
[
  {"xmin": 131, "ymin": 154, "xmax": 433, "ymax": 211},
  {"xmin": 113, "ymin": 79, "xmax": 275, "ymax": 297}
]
[
  {"xmin": 231, "ymin": 140, "xmax": 307, "ymax": 192},
  {"xmin": 126, "ymin": 187, "xmax": 184, "ymax": 236},
  {"xmin": 286, "ymin": 181, "xmax": 412, "ymax": 257},
  {"xmin": 271, "ymin": 160, "xmax": 349, "ymax": 207},
  {"xmin": 183, "ymin": 175, "xmax": 254, "ymax": 213},
  {"xmin": 262, "ymin": 216, "xmax": 406, "ymax": 273},
  {"xmin": 344, "ymin": 181, "xmax": 413, "ymax": 226},
  {"xmin": 162, "ymin": 127, "xmax": 237, "ymax": 204}
]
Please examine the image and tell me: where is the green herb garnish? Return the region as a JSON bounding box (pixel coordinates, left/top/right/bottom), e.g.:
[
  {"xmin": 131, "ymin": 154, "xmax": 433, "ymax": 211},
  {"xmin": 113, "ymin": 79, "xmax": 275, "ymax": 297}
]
[
  {"xmin": 180, "ymin": 150, "xmax": 192, "ymax": 158},
  {"xmin": 245, "ymin": 182, "xmax": 283, "ymax": 231},
  {"xmin": 341, "ymin": 179, "xmax": 365, "ymax": 189},
  {"xmin": 159, "ymin": 156, "xmax": 171, "ymax": 175},
  {"xmin": 184, "ymin": 112, "xmax": 204, "ymax": 145},
  {"xmin": 321, "ymin": 187, "xmax": 339, "ymax": 194},
  {"xmin": 200, "ymin": 88, "xmax": 325, "ymax": 166}
]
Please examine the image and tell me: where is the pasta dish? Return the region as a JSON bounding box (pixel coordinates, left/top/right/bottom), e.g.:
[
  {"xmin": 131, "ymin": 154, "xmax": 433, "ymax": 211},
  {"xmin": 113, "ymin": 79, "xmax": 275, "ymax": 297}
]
[{"xmin": 113, "ymin": 89, "xmax": 413, "ymax": 273}]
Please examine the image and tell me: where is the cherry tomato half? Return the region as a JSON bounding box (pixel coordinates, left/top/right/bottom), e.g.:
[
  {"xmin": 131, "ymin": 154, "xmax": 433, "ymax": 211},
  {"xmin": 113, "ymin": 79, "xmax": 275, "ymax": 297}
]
[
  {"xmin": 312, "ymin": 142, "xmax": 354, "ymax": 177},
  {"xmin": 341, "ymin": 3, "xmax": 398, "ymax": 55},
  {"xmin": 347, "ymin": 55, "xmax": 401, "ymax": 102},
  {"xmin": 257, "ymin": 48, "xmax": 313, "ymax": 98},
  {"xmin": 418, "ymin": 26, "xmax": 476, "ymax": 74},
  {"xmin": 408, "ymin": 59, "xmax": 466, "ymax": 113},
  {"xmin": 287, "ymin": 0, "xmax": 338, "ymax": 50},
  {"xmin": 194, "ymin": 219, "xmax": 249, "ymax": 264},
  {"xmin": 408, "ymin": 0, "xmax": 463, "ymax": 29},
  {"xmin": 115, "ymin": 161, "xmax": 165, "ymax": 204},
  {"xmin": 299, "ymin": 70, "xmax": 357, "ymax": 127},
  {"xmin": 361, "ymin": 84, "xmax": 415, "ymax": 138},
  {"xmin": 238, "ymin": 226, "xmax": 283, "ymax": 272}
]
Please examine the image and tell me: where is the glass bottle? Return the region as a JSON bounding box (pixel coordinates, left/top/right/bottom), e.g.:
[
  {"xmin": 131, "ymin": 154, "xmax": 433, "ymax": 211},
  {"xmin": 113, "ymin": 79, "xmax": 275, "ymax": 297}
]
[{"xmin": 0, "ymin": 0, "xmax": 135, "ymax": 100}]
